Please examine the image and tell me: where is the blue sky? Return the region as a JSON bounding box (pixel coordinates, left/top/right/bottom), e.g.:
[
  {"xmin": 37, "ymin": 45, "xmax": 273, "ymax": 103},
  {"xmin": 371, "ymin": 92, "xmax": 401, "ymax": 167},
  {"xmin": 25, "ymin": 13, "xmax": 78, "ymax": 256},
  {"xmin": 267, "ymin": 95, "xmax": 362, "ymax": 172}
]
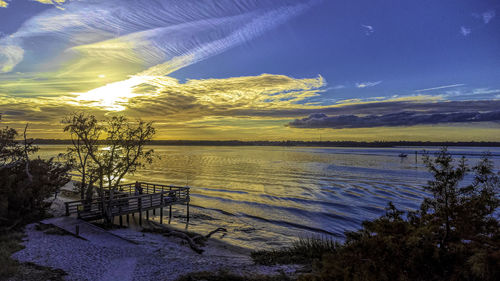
[
  {"xmin": 174, "ymin": 0, "xmax": 500, "ymax": 100},
  {"xmin": 0, "ymin": 0, "xmax": 499, "ymax": 140}
]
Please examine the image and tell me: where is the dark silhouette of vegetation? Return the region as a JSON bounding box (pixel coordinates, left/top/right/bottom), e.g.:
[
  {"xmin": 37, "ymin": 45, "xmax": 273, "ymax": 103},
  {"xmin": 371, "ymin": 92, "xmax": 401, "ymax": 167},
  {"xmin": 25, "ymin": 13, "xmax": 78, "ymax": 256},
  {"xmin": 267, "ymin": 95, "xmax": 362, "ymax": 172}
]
[
  {"xmin": 0, "ymin": 124, "xmax": 70, "ymax": 280},
  {"xmin": 62, "ymin": 112, "xmax": 156, "ymax": 223},
  {"xmin": 252, "ymin": 237, "xmax": 338, "ymax": 266},
  {"xmin": 30, "ymin": 139, "xmax": 500, "ymax": 148},
  {"xmin": 176, "ymin": 270, "xmax": 292, "ymax": 281},
  {"xmin": 0, "ymin": 125, "xmax": 70, "ymax": 229},
  {"xmin": 253, "ymin": 148, "xmax": 500, "ymax": 281}
]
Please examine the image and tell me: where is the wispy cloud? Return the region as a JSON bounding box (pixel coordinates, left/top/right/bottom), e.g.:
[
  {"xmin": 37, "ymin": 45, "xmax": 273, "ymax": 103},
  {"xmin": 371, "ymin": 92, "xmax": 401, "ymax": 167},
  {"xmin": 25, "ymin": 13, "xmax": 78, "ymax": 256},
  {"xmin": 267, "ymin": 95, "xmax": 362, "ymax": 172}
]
[
  {"xmin": 1, "ymin": 0, "xmax": 67, "ymax": 8},
  {"xmin": 0, "ymin": 38, "xmax": 24, "ymax": 73},
  {"xmin": 442, "ymin": 88, "xmax": 500, "ymax": 99},
  {"xmin": 415, "ymin": 84, "xmax": 465, "ymax": 92},
  {"xmin": 460, "ymin": 26, "xmax": 472, "ymax": 36},
  {"xmin": 356, "ymin": 81, "xmax": 382, "ymax": 88},
  {"xmin": 361, "ymin": 24, "xmax": 374, "ymax": 36},
  {"xmin": 0, "ymin": 0, "xmax": 316, "ymax": 74},
  {"xmin": 481, "ymin": 10, "xmax": 496, "ymax": 24}
]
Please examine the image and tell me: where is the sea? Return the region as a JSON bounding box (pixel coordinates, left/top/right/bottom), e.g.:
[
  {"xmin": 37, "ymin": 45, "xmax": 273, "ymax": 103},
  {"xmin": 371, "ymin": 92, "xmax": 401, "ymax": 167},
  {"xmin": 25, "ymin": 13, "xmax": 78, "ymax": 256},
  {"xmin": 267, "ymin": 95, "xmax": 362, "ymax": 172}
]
[{"xmin": 36, "ymin": 145, "xmax": 500, "ymax": 250}]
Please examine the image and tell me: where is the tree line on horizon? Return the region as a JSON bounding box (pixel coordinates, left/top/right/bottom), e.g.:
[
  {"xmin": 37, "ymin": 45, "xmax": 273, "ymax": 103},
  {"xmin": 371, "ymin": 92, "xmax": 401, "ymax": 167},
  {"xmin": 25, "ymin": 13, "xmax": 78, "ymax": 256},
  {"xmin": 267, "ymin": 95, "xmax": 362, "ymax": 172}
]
[{"xmin": 26, "ymin": 139, "xmax": 500, "ymax": 147}]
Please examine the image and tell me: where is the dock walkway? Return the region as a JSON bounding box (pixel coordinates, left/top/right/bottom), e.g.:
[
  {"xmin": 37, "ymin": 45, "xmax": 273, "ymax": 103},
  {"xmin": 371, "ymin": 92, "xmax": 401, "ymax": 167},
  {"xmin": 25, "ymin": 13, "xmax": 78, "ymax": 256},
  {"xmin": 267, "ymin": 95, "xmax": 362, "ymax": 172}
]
[
  {"xmin": 40, "ymin": 217, "xmax": 136, "ymax": 246},
  {"xmin": 64, "ymin": 182, "xmax": 190, "ymax": 225}
]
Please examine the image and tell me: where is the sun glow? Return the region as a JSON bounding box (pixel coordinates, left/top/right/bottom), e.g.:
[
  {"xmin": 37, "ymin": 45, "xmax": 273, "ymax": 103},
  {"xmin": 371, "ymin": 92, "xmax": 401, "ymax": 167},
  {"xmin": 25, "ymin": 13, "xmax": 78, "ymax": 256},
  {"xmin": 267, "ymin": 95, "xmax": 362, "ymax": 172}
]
[{"xmin": 74, "ymin": 76, "xmax": 153, "ymax": 111}]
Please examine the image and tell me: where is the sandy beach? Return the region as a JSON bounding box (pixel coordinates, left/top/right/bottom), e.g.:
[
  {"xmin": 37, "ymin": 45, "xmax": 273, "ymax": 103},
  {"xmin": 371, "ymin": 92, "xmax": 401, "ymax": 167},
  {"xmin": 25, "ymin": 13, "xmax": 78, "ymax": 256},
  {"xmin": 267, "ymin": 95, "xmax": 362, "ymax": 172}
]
[{"xmin": 11, "ymin": 188, "xmax": 299, "ymax": 281}]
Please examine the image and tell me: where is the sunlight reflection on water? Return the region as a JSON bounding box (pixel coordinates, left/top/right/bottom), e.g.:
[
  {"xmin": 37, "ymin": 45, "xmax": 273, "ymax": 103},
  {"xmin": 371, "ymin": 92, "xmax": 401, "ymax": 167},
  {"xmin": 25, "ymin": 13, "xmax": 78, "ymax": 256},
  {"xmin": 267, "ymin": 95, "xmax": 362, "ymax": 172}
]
[{"xmin": 37, "ymin": 145, "xmax": 500, "ymax": 249}]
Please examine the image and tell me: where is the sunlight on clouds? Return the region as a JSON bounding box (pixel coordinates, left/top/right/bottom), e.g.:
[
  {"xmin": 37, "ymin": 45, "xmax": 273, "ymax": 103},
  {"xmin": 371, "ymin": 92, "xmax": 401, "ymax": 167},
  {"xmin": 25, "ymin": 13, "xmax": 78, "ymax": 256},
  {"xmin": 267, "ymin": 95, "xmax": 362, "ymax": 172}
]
[
  {"xmin": 72, "ymin": 73, "xmax": 325, "ymax": 112},
  {"xmin": 33, "ymin": 0, "xmax": 67, "ymax": 5},
  {"xmin": 73, "ymin": 76, "xmax": 154, "ymax": 111},
  {"xmin": 0, "ymin": 0, "xmax": 8, "ymax": 8}
]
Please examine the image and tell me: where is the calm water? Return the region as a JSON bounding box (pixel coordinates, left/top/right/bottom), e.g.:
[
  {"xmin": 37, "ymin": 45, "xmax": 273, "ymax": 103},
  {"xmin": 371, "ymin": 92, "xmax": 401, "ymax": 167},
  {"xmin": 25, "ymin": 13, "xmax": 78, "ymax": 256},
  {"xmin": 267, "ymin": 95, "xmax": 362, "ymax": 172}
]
[{"xmin": 37, "ymin": 145, "xmax": 500, "ymax": 249}]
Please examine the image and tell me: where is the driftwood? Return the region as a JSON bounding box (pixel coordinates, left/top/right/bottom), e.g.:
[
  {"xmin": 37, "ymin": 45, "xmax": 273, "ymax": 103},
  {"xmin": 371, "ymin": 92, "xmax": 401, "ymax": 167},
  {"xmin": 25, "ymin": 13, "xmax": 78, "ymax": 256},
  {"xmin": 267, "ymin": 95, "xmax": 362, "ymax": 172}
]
[
  {"xmin": 144, "ymin": 222, "xmax": 206, "ymax": 254},
  {"xmin": 144, "ymin": 222, "xmax": 228, "ymax": 254},
  {"xmin": 163, "ymin": 230, "xmax": 204, "ymax": 254},
  {"xmin": 205, "ymin": 227, "xmax": 227, "ymax": 238}
]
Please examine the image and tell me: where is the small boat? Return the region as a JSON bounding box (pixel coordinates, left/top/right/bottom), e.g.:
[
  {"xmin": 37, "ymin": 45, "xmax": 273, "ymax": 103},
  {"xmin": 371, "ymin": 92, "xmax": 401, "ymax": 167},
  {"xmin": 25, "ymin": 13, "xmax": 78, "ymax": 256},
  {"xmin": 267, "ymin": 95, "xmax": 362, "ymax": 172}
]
[{"xmin": 398, "ymin": 153, "xmax": 408, "ymax": 158}]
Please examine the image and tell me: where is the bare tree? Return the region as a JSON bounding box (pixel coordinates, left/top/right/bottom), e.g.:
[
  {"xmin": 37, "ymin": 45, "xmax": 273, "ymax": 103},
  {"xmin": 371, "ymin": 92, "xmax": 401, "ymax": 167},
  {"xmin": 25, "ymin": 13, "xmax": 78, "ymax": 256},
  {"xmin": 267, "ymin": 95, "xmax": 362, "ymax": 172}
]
[
  {"xmin": 63, "ymin": 113, "xmax": 156, "ymax": 223},
  {"xmin": 63, "ymin": 113, "xmax": 100, "ymax": 201}
]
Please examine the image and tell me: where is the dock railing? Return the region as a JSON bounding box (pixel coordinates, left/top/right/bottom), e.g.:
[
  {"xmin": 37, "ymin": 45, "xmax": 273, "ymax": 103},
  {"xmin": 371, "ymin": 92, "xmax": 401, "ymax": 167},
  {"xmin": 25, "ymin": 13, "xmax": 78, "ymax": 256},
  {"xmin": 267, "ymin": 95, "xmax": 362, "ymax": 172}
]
[{"xmin": 64, "ymin": 182, "xmax": 190, "ymax": 223}]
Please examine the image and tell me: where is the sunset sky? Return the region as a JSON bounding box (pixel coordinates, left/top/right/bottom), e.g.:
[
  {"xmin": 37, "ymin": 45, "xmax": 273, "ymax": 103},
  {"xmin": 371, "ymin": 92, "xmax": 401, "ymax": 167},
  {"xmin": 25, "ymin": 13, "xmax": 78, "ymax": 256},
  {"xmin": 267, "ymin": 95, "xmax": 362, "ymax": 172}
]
[{"xmin": 1, "ymin": 0, "xmax": 499, "ymax": 141}]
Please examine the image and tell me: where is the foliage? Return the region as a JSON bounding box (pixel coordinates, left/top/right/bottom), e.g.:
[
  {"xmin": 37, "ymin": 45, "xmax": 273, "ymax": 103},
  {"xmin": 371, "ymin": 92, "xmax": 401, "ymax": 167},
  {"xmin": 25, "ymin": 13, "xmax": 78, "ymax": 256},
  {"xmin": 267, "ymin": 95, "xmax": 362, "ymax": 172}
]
[
  {"xmin": 62, "ymin": 112, "xmax": 156, "ymax": 222},
  {"xmin": 0, "ymin": 158, "xmax": 71, "ymax": 226},
  {"xmin": 0, "ymin": 231, "xmax": 25, "ymax": 278},
  {"xmin": 0, "ymin": 123, "xmax": 69, "ymax": 279},
  {"xmin": 62, "ymin": 113, "xmax": 98, "ymax": 200},
  {"xmin": 0, "ymin": 126, "xmax": 70, "ymax": 228},
  {"xmin": 254, "ymin": 148, "xmax": 500, "ymax": 281}
]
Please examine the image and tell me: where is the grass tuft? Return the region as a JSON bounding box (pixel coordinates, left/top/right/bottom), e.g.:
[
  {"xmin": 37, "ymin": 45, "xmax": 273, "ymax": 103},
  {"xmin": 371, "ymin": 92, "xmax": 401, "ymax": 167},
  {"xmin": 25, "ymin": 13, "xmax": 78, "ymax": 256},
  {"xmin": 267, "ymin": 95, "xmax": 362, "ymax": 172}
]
[{"xmin": 251, "ymin": 236, "xmax": 338, "ymax": 266}]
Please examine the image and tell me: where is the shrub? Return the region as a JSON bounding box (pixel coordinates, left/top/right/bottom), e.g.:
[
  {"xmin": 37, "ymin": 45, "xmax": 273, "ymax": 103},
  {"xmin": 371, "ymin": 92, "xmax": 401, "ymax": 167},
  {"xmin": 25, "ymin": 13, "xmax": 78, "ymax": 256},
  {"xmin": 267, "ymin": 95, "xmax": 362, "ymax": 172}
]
[{"xmin": 0, "ymin": 126, "xmax": 70, "ymax": 228}]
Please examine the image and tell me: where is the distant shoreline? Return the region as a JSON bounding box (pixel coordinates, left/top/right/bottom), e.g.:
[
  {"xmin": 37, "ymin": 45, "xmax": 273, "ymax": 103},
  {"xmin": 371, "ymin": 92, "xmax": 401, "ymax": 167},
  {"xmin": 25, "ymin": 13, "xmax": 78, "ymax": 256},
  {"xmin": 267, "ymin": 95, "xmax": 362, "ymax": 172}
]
[{"xmin": 29, "ymin": 139, "xmax": 500, "ymax": 147}]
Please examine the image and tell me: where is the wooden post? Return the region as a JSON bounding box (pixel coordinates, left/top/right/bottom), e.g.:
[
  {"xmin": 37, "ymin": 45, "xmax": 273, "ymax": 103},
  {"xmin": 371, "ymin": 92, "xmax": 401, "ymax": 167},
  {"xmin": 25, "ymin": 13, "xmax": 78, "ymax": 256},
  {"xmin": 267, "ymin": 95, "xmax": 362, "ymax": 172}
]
[
  {"xmin": 160, "ymin": 193, "xmax": 164, "ymax": 224},
  {"xmin": 146, "ymin": 209, "xmax": 149, "ymax": 220},
  {"xmin": 152, "ymin": 193, "xmax": 156, "ymax": 215},
  {"xmin": 126, "ymin": 214, "xmax": 129, "ymax": 225},
  {"xmin": 186, "ymin": 202, "xmax": 190, "ymax": 224},
  {"xmin": 139, "ymin": 196, "xmax": 142, "ymax": 226},
  {"xmin": 168, "ymin": 205, "xmax": 172, "ymax": 224},
  {"xmin": 119, "ymin": 206, "xmax": 123, "ymax": 226},
  {"xmin": 65, "ymin": 203, "xmax": 69, "ymax": 216}
]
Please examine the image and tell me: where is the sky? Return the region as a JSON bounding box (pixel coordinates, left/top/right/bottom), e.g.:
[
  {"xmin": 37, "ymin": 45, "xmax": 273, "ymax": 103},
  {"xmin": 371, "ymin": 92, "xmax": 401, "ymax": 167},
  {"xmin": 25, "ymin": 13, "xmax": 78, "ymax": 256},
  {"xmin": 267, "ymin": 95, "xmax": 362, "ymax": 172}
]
[{"xmin": 0, "ymin": 0, "xmax": 499, "ymax": 141}]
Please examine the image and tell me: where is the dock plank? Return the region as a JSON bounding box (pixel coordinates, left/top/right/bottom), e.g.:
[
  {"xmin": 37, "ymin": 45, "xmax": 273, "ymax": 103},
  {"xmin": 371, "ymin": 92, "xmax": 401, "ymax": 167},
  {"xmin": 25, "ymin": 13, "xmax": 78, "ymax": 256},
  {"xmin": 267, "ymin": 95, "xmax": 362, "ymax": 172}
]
[{"xmin": 41, "ymin": 217, "xmax": 136, "ymax": 246}]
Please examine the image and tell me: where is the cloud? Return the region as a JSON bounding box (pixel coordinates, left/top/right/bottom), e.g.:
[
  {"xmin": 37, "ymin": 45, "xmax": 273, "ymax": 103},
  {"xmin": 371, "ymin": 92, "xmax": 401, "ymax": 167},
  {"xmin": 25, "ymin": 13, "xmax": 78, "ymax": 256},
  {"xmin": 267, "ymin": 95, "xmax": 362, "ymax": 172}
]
[
  {"xmin": 0, "ymin": 0, "xmax": 316, "ymax": 73},
  {"xmin": 120, "ymin": 74, "xmax": 326, "ymax": 118},
  {"xmin": 288, "ymin": 110, "xmax": 500, "ymax": 129},
  {"xmin": 361, "ymin": 24, "xmax": 374, "ymax": 36},
  {"xmin": 415, "ymin": 84, "xmax": 465, "ymax": 92},
  {"xmin": 1, "ymin": 73, "xmax": 326, "ymax": 121},
  {"xmin": 32, "ymin": 0, "xmax": 67, "ymax": 5},
  {"xmin": 481, "ymin": 10, "xmax": 496, "ymax": 24},
  {"xmin": 356, "ymin": 81, "xmax": 382, "ymax": 88},
  {"xmin": 460, "ymin": 26, "xmax": 472, "ymax": 36},
  {"xmin": 0, "ymin": 0, "xmax": 67, "ymax": 9},
  {"xmin": 0, "ymin": 39, "xmax": 24, "ymax": 72}
]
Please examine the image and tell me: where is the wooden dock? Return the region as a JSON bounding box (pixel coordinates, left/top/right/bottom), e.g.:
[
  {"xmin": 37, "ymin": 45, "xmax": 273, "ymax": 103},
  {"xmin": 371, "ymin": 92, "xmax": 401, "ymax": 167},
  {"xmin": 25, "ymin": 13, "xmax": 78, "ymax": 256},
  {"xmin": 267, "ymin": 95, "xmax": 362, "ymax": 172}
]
[
  {"xmin": 64, "ymin": 182, "xmax": 190, "ymax": 226},
  {"xmin": 41, "ymin": 217, "xmax": 137, "ymax": 246}
]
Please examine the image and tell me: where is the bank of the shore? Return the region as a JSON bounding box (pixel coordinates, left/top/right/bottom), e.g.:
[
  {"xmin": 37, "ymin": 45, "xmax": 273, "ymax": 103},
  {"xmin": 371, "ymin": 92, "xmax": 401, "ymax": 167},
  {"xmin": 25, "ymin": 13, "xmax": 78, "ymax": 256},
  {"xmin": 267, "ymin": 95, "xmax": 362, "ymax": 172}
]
[{"xmin": 9, "ymin": 189, "xmax": 300, "ymax": 281}]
